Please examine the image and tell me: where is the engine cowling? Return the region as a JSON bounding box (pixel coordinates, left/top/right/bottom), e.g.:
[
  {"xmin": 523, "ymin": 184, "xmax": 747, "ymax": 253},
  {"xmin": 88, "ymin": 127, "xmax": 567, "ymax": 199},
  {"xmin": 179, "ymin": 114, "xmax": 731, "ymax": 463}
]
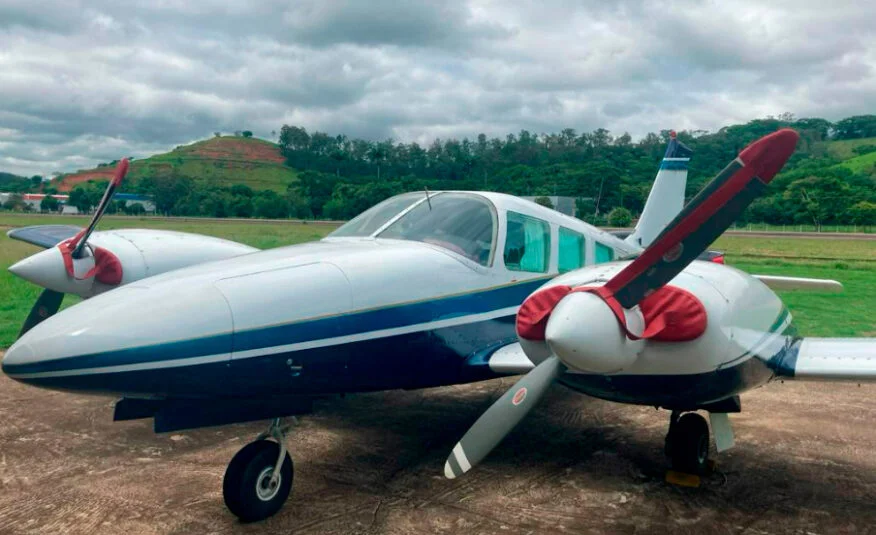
[{"xmin": 515, "ymin": 263, "xmax": 711, "ymax": 375}]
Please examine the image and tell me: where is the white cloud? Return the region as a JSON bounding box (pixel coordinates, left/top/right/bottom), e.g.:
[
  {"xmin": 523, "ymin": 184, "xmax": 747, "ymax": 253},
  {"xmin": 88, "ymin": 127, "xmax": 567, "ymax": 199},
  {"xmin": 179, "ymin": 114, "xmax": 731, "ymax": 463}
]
[{"xmin": 0, "ymin": 0, "xmax": 874, "ymax": 176}]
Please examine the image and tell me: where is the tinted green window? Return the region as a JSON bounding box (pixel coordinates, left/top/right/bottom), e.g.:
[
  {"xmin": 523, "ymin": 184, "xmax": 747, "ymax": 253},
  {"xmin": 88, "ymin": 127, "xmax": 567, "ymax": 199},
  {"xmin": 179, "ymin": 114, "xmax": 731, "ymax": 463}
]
[
  {"xmin": 594, "ymin": 241, "xmax": 614, "ymax": 263},
  {"xmin": 504, "ymin": 211, "xmax": 550, "ymax": 272},
  {"xmin": 558, "ymin": 227, "xmax": 585, "ymax": 273}
]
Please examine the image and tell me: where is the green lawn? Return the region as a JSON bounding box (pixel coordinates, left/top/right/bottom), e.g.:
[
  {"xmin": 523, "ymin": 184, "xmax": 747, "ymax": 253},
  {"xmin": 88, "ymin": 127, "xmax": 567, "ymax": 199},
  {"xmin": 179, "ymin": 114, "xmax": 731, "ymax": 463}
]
[{"xmin": 0, "ymin": 215, "xmax": 873, "ymax": 348}]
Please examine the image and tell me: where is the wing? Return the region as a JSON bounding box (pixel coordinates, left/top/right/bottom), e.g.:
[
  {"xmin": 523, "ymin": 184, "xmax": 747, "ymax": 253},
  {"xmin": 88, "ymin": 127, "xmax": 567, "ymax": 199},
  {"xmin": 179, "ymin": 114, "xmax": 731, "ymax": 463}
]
[
  {"xmin": 753, "ymin": 275, "xmax": 843, "ymax": 293},
  {"xmin": 7, "ymin": 225, "xmax": 83, "ymax": 249},
  {"xmin": 775, "ymin": 338, "xmax": 876, "ymax": 381}
]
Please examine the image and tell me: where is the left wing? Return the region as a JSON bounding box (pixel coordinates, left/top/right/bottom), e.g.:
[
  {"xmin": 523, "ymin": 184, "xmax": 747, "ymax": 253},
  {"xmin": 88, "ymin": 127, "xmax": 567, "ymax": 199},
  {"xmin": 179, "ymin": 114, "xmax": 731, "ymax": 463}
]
[
  {"xmin": 772, "ymin": 338, "xmax": 876, "ymax": 381},
  {"xmin": 7, "ymin": 225, "xmax": 82, "ymax": 249}
]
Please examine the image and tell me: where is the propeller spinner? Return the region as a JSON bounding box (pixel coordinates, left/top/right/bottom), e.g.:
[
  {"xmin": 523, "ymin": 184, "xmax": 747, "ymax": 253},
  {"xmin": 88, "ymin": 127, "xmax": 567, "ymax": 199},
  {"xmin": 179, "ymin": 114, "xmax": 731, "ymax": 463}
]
[{"xmin": 443, "ymin": 128, "xmax": 800, "ymax": 479}]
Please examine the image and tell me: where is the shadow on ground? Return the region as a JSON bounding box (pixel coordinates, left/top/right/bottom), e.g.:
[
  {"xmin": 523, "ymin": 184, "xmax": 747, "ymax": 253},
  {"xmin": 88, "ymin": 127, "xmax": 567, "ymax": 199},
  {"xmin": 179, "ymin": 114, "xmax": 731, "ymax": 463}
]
[{"xmin": 0, "ymin": 371, "xmax": 874, "ymax": 534}]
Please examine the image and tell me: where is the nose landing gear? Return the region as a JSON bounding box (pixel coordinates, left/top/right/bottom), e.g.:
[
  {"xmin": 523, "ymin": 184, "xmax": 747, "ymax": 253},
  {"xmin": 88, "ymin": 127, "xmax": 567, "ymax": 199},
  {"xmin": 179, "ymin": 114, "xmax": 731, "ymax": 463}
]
[
  {"xmin": 665, "ymin": 411, "xmax": 711, "ymax": 475},
  {"xmin": 223, "ymin": 418, "xmax": 296, "ymax": 522}
]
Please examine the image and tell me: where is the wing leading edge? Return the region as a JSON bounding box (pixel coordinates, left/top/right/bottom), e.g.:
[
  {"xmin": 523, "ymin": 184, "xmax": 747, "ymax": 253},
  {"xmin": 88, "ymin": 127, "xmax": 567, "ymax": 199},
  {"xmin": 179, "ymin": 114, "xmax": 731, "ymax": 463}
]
[
  {"xmin": 774, "ymin": 338, "xmax": 876, "ymax": 381},
  {"xmin": 7, "ymin": 225, "xmax": 83, "ymax": 249}
]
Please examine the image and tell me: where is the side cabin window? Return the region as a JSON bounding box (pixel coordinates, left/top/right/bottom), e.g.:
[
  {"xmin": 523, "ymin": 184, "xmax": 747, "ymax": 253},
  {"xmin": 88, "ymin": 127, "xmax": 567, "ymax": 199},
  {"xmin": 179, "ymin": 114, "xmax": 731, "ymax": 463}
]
[
  {"xmin": 595, "ymin": 241, "xmax": 615, "ymax": 263},
  {"xmin": 378, "ymin": 193, "xmax": 496, "ymax": 266},
  {"xmin": 558, "ymin": 227, "xmax": 586, "ymax": 273},
  {"xmin": 504, "ymin": 211, "xmax": 550, "ymax": 273}
]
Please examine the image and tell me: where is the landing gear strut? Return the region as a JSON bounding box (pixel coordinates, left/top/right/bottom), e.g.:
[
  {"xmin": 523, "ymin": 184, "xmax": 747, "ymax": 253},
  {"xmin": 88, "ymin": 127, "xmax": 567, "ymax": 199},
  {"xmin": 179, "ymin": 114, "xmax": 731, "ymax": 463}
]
[
  {"xmin": 665, "ymin": 411, "xmax": 710, "ymax": 474},
  {"xmin": 223, "ymin": 418, "xmax": 296, "ymax": 522}
]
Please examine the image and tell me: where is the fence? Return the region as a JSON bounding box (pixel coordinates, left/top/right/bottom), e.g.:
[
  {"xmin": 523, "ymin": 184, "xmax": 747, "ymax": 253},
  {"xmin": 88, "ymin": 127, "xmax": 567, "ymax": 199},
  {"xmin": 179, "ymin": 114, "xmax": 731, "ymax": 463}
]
[{"xmin": 729, "ymin": 223, "xmax": 874, "ymax": 234}]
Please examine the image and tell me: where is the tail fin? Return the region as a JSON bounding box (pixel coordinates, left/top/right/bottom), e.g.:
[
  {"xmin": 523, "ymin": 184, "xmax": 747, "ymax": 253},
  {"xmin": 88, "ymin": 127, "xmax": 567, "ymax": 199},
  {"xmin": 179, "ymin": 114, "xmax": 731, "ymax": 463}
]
[{"xmin": 625, "ymin": 132, "xmax": 692, "ymax": 248}]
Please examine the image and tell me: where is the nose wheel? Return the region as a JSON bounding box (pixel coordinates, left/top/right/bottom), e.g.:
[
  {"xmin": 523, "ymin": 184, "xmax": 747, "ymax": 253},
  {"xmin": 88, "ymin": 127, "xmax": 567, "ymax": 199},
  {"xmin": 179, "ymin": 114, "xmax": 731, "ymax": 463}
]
[
  {"xmin": 223, "ymin": 418, "xmax": 295, "ymax": 522},
  {"xmin": 665, "ymin": 411, "xmax": 710, "ymax": 474}
]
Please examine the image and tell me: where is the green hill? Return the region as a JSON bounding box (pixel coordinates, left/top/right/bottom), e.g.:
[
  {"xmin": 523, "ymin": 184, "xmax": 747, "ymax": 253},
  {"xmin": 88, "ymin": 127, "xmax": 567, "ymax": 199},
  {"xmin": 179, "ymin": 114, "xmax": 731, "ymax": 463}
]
[
  {"xmin": 815, "ymin": 137, "xmax": 876, "ymax": 176},
  {"xmin": 824, "ymin": 137, "xmax": 876, "ymax": 159},
  {"xmin": 54, "ymin": 136, "xmax": 297, "ymax": 193}
]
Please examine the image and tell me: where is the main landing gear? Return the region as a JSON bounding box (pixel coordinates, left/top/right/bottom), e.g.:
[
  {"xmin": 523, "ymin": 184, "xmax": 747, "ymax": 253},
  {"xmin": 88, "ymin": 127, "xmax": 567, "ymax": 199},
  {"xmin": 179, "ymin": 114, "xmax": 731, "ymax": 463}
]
[
  {"xmin": 665, "ymin": 411, "xmax": 711, "ymax": 475},
  {"xmin": 223, "ymin": 418, "xmax": 296, "ymax": 522}
]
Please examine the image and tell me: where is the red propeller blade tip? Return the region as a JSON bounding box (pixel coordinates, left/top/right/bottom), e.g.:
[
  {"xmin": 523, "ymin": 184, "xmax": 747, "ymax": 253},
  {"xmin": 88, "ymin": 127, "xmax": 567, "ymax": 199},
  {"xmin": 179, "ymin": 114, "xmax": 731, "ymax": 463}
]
[
  {"xmin": 112, "ymin": 158, "xmax": 130, "ymax": 187},
  {"xmin": 738, "ymin": 128, "xmax": 799, "ymax": 184}
]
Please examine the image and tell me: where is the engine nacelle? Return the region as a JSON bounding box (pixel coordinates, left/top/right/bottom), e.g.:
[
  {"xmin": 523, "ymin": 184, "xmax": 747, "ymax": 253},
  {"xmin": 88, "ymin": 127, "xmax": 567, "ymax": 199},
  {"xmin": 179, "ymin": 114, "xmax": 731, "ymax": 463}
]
[{"xmin": 8, "ymin": 229, "xmax": 257, "ymax": 298}]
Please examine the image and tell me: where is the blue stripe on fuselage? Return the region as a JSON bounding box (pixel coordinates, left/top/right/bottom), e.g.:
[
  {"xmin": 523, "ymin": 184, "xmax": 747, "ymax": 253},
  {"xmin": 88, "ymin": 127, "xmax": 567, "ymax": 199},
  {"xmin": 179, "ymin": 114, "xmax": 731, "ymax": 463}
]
[
  {"xmin": 17, "ymin": 316, "xmax": 518, "ymax": 397},
  {"xmin": 8, "ymin": 277, "xmax": 548, "ymax": 375}
]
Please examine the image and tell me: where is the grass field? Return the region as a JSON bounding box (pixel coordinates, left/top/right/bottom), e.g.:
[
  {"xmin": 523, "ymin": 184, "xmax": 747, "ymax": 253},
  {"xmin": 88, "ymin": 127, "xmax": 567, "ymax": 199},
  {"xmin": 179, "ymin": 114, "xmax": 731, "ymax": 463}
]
[{"xmin": 0, "ymin": 215, "xmax": 873, "ymax": 348}]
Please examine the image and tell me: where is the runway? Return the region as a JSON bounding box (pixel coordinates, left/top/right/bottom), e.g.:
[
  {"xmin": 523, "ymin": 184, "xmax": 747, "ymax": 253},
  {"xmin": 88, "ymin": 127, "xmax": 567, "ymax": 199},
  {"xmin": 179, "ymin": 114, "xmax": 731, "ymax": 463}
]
[{"xmin": 1, "ymin": 366, "xmax": 875, "ymax": 534}]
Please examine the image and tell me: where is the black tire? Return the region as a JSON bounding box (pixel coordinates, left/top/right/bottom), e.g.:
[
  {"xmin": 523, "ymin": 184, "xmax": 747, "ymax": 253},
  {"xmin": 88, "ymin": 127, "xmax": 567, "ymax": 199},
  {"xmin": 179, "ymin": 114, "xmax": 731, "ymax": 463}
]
[
  {"xmin": 668, "ymin": 412, "xmax": 710, "ymax": 474},
  {"xmin": 223, "ymin": 440, "xmax": 294, "ymax": 522}
]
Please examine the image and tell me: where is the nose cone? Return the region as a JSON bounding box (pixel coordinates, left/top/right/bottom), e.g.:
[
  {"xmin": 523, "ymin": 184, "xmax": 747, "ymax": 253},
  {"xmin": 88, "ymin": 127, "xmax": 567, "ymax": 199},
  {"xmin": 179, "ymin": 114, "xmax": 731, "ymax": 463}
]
[
  {"xmin": 2, "ymin": 339, "xmax": 35, "ymax": 374},
  {"xmin": 9, "ymin": 247, "xmax": 94, "ymax": 295},
  {"xmin": 545, "ymin": 292, "xmax": 643, "ymax": 374},
  {"xmin": 1, "ymin": 282, "xmax": 233, "ymax": 395}
]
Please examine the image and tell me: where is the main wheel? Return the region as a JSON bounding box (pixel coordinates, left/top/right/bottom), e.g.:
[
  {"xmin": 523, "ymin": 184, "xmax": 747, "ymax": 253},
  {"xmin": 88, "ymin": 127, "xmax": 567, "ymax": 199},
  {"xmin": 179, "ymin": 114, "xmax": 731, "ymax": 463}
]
[
  {"xmin": 223, "ymin": 440, "xmax": 294, "ymax": 522},
  {"xmin": 667, "ymin": 412, "xmax": 710, "ymax": 474}
]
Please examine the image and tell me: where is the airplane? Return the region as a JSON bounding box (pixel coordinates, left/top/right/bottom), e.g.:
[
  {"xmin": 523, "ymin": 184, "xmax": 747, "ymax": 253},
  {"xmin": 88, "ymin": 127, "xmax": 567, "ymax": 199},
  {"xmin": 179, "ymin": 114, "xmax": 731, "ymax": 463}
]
[
  {"xmin": 1, "ymin": 129, "xmax": 854, "ymax": 522},
  {"xmin": 441, "ymin": 128, "xmax": 876, "ymax": 483}
]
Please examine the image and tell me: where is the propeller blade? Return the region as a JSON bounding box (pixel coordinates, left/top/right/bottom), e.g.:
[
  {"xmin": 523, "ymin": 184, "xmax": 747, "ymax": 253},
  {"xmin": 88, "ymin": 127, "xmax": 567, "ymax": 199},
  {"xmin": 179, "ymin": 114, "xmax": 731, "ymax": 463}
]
[
  {"xmin": 72, "ymin": 158, "xmax": 129, "ymax": 258},
  {"xmin": 444, "ymin": 355, "xmax": 565, "ymax": 479},
  {"xmin": 18, "ymin": 289, "xmax": 64, "ymax": 338},
  {"xmin": 605, "ymin": 128, "xmax": 799, "ymax": 308}
]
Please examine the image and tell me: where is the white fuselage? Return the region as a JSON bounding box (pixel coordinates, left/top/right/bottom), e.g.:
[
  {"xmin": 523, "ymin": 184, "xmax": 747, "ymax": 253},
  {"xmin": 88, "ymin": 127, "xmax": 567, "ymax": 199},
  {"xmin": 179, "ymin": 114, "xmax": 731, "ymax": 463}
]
[{"xmin": 2, "ymin": 193, "xmax": 639, "ymax": 399}]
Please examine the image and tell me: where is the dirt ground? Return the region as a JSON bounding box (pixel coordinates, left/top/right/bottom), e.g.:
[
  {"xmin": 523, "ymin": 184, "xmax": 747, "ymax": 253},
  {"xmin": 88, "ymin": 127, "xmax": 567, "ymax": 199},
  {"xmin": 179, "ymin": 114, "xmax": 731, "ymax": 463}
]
[{"xmin": 1, "ymin": 365, "xmax": 875, "ymax": 535}]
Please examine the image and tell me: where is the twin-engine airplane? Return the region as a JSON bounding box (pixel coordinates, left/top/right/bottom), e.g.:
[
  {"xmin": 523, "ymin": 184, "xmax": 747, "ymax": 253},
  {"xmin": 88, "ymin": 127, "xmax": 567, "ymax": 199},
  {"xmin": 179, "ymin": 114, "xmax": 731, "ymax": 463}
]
[{"xmin": 3, "ymin": 130, "xmax": 870, "ymax": 523}]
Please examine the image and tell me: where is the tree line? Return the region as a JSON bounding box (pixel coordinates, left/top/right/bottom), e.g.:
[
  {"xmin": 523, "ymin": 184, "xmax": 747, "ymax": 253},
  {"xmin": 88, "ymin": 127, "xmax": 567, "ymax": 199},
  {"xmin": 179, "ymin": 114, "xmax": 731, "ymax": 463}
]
[
  {"xmin": 274, "ymin": 114, "xmax": 875, "ymax": 226},
  {"xmin": 3, "ymin": 114, "xmax": 875, "ymax": 227}
]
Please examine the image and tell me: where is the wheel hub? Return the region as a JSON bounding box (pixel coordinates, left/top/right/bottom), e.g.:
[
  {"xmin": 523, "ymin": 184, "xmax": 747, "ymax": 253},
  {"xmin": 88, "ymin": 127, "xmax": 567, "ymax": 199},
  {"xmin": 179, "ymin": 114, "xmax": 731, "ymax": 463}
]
[{"xmin": 255, "ymin": 466, "xmax": 281, "ymax": 501}]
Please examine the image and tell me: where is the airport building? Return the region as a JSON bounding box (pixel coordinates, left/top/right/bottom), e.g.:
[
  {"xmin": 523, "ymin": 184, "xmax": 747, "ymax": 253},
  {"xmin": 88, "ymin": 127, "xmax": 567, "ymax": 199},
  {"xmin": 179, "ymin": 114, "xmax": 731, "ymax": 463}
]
[{"xmin": 0, "ymin": 192, "xmax": 155, "ymax": 214}]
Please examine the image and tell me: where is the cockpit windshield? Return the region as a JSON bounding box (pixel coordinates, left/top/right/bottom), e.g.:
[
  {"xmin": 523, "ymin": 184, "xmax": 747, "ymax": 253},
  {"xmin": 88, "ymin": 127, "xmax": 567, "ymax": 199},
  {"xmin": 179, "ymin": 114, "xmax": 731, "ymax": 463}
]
[
  {"xmin": 378, "ymin": 193, "xmax": 496, "ymax": 266},
  {"xmin": 329, "ymin": 192, "xmax": 425, "ymax": 237}
]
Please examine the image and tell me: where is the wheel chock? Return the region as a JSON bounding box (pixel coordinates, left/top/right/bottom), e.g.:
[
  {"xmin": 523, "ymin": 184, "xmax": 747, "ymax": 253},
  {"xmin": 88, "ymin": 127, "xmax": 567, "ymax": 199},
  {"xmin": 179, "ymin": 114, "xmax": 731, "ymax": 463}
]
[
  {"xmin": 665, "ymin": 470, "xmax": 700, "ymax": 487},
  {"xmin": 665, "ymin": 460, "xmax": 716, "ymax": 487}
]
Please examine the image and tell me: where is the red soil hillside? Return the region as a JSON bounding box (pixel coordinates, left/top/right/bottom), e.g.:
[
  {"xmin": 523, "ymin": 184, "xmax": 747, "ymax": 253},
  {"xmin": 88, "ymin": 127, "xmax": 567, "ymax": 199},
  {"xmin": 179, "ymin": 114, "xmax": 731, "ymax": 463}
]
[
  {"xmin": 52, "ymin": 136, "xmax": 296, "ymax": 193},
  {"xmin": 184, "ymin": 136, "xmax": 285, "ymax": 164},
  {"xmin": 53, "ymin": 168, "xmax": 117, "ymax": 192}
]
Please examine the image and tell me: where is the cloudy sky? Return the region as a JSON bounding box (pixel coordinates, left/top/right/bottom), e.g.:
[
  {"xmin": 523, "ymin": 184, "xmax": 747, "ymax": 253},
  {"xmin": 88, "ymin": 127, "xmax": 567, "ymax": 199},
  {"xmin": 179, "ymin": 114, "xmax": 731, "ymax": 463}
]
[{"xmin": 1, "ymin": 0, "xmax": 874, "ymax": 177}]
